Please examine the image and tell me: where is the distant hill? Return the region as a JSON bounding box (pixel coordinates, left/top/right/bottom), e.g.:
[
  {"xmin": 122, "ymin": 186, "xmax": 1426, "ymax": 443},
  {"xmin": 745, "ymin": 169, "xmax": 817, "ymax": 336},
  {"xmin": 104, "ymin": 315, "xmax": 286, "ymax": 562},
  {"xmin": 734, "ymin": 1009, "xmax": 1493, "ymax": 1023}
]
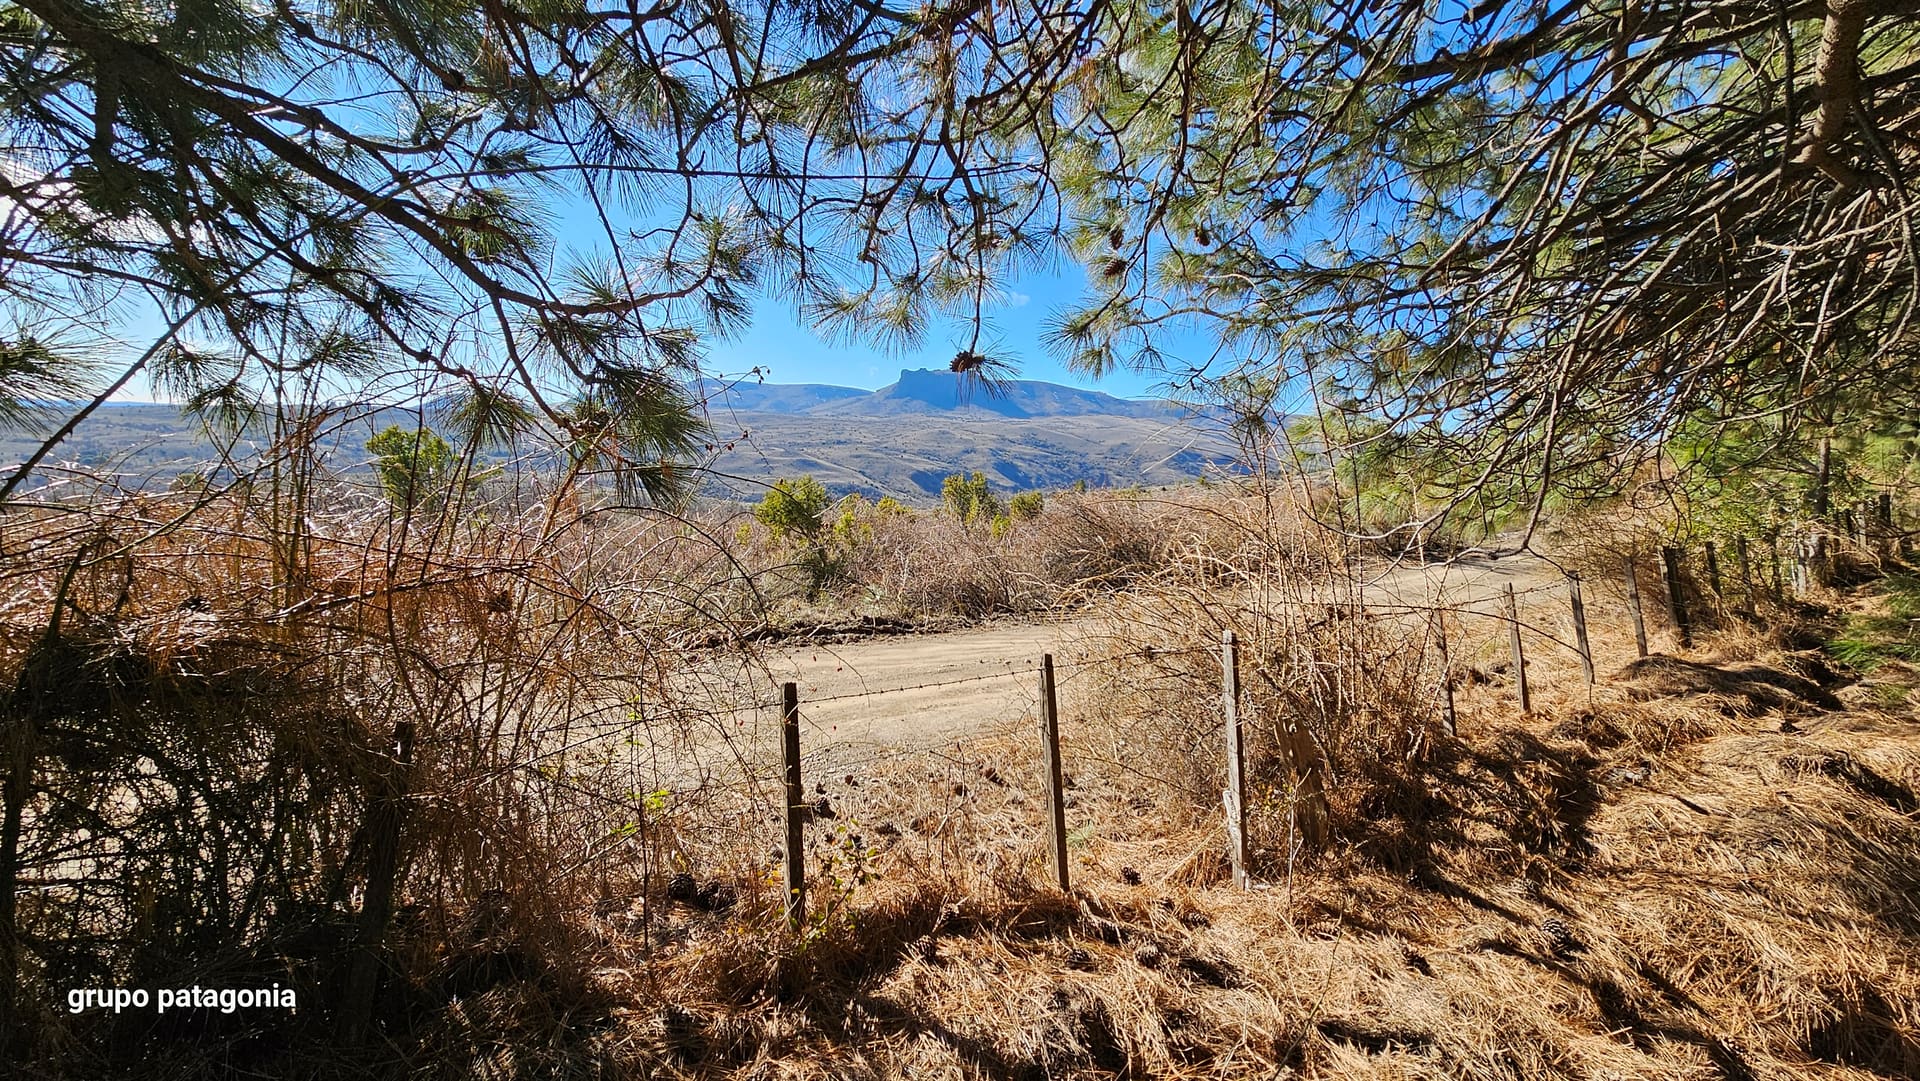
[
  {"xmin": 692, "ymin": 369, "xmax": 1226, "ymax": 498},
  {"xmin": 700, "ymin": 369, "xmax": 1176, "ymax": 420},
  {"xmin": 3, "ymin": 372, "xmax": 1235, "ymax": 502},
  {"xmin": 0, "ymin": 403, "xmax": 468, "ymax": 491},
  {"xmin": 704, "ymin": 412, "xmax": 1228, "ymax": 501},
  {"xmin": 693, "ymin": 379, "xmax": 873, "ymax": 414}
]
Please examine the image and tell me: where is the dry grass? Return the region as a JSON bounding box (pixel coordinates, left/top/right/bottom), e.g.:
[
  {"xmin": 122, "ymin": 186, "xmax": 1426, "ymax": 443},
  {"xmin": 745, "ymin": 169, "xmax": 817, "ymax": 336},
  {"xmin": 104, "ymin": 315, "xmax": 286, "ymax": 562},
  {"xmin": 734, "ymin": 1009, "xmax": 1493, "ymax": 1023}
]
[
  {"xmin": 497, "ymin": 579, "xmax": 1920, "ymax": 1081},
  {"xmin": 729, "ymin": 486, "xmax": 1277, "ymax": 624},
  {"xmin": 8, "ymin": 475, "xmax": 1919, "ymax": 1080}
]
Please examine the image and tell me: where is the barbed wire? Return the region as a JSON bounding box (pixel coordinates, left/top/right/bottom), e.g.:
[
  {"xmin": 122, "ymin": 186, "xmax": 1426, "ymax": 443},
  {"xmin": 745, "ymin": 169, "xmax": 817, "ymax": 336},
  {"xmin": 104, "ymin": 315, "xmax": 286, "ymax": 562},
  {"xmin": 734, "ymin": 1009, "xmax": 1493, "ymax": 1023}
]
[
  {"xmin": 483, "ymin": 642, "xmax": 1221, "ymax": 796},
  {"xmin": 491, "ymin": 570, "xmax": 1711, "ymax": 804},
  {"xmin": 493, "ymin": 592, "xmax": 1591, "ymax": 785}
]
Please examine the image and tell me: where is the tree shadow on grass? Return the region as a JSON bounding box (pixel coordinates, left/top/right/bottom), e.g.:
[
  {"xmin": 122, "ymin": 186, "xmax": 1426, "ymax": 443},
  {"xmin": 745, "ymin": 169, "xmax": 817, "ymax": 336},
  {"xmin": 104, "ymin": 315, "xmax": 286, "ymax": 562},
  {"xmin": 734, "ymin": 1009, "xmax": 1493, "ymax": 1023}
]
[{"xmin": 1619, "ymin": 654, "xmax": 1843, "ymax": 713}]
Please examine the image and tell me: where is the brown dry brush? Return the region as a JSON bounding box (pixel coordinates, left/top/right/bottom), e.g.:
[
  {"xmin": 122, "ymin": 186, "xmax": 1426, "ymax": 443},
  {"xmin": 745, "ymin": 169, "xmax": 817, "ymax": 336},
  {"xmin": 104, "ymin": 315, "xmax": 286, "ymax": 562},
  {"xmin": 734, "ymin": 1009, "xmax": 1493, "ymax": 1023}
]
[
  {"xmin": 0, "ymin": 478, "xmax": 784, "ymax": 1076},
  {"xmin": 1070, "ymin": 490, "xmax": 1447, "ymax": 870},
  {"xmin": 592, "ymin": 511, "xmax": 1920, "ymax": 1080},
  {"xmin": 731, "ymin": 487, "xmax": 1219, "ymax": 623}
]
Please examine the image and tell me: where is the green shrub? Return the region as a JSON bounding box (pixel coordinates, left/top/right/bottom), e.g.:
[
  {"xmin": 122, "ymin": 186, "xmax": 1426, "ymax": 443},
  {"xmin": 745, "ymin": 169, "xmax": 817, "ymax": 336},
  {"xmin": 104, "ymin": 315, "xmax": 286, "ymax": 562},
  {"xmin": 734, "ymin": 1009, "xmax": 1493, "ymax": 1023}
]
[
  {"xmin": 753, "ymin": 475, "xmax": 831, "ymax": 542},
  {"xmin": 366, "ymin": 424, "xmax": 454, "ymax": 511},
  {"xmin": 755, "ymin": 476, "xmax": 849, "ymax": 596},
  {"xmin": 941, "ymin": 471, "xmax": 1000, "ymax": 525}
]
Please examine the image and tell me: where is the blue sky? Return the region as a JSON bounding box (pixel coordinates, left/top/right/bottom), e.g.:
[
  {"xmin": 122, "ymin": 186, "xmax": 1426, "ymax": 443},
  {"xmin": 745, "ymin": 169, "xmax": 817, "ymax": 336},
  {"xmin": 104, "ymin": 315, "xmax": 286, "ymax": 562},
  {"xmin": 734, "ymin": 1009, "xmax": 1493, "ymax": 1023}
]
[
  {"xmin": 105, "ymin": 259, "xmax": 1175, "ymax": 404},
  {"xmin": 708, "ymin": 263, "xmax": 1169, "ymax": 399}
]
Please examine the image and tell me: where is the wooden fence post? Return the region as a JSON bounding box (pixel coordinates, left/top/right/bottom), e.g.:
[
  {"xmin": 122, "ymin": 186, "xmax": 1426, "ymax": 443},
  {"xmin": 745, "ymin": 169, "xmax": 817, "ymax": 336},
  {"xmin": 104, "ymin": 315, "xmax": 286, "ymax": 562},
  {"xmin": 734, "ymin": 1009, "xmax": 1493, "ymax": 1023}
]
[
  {"xmin": 1567, "ymin": 575, "xmax": 1595, "ymax": 686},
  {"xmin": 781, "ymin": 682, "xmax": 805, "ymax": 930},
  {"xmin": 1430, "ymin": 609, "xmax": 1457, "ymax": 738},
  {"xmin": 1505, "ymin": 583, "xmax": 1531, "ymax": 712},
  {"xmin": 1038, "ymin": 654, "xmax": 1069, "ymax": 893},
  {"xmin": 1221, "ymin": 631, "xmax": 1250, "ymax": 889},
  {"xmin": 1734, "ymin": 536, "xmax": 1757, "ymax": 615},
  {"xmin": 1661, "ymin": 546, "xmax": 1693, "ymax": 648},
  {"xmin": 1704, "ymin": 540, "xmax": 1723, "ymax": 597},
  {"xmin": 1624, "ymin": 556, "xmax": 1650, "ymax": 658},
  {"xmin": 337, "ymin": 718, "xmax": 416, "ymax": 1047}
]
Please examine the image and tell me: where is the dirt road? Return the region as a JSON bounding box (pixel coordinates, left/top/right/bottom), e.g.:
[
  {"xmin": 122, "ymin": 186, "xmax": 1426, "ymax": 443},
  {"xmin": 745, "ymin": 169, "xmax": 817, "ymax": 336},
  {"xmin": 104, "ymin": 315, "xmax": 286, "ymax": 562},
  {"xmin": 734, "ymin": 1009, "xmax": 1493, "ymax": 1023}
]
[
  {"xmin": 765, "ymin": 621, "xmax": 1064, "ymax": 755},
  {"xmin": 745, "ymin": 549, "xmax": 1562, "ymax": 758}
]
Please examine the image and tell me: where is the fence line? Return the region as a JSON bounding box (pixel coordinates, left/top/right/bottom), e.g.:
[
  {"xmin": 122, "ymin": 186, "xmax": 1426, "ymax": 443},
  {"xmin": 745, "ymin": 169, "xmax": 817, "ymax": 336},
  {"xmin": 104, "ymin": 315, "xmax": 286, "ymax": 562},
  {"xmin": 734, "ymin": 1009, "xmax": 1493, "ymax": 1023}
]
[
  {"xmin": 506, "ymin": 557, "xmax": 1688, "ymax": 792},
  {"xmin": 505, "ymin": 530, "xmax": 1847, "ymax": 912}
]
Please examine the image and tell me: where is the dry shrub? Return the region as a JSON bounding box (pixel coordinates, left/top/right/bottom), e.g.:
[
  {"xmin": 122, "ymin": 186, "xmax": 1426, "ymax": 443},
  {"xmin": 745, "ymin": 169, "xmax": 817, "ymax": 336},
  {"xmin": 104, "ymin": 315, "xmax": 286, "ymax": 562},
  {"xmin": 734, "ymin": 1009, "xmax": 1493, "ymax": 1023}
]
[
  {"xmin": 859, "ymin": 511, "xmax": 1034, "ymax": 618},
  {"xmin": 1067, "ymin": 487, "xmax": 1448, "ymax": 867},
  {"xmin": 700, "ymin": 485, "xmax": 1322, "ymax": 627},
  {"xmin": 802, "ymin": 488, "xmax": 1233, "ymax": 621},
  {"xmin": 0, "ymin": 480, "xmax": 775, "ymax": 1074}
]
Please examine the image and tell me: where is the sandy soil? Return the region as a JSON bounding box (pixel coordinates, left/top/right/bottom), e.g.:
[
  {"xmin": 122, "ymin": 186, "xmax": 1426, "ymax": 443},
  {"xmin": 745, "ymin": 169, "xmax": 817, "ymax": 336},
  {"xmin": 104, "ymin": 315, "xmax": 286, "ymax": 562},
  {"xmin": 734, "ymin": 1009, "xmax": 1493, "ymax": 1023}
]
[
  {"xmin": 767, "ymin": 620, "xmax": 1067, "ymax": 756},
  {"xmin": 747, "ymin": 549, "xmax": 1565, "ymax": 760}
]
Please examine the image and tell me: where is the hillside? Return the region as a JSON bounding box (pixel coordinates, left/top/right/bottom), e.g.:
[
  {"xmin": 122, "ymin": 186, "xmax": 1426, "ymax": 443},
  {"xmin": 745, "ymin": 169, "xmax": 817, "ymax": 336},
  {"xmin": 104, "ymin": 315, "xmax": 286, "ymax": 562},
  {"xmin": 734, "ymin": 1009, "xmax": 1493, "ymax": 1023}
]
[
  {"xmin": 699, "ymin": 369, "xmax": 1179, "ymax": 420},
  {"xmin": 2, "ymin": 372, "xmax": 1232, "ymax": 501},
  {"xmin": 704, "ymin": 412, "xmax": 1228, "ymax": 500}
]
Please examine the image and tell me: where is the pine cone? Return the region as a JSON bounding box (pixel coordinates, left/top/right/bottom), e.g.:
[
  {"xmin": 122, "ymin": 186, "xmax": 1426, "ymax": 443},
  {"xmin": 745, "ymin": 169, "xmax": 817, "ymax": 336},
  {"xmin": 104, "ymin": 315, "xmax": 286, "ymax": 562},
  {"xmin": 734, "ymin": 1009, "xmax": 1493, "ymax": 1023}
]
[
  {"xmin": 1540, "ymin": 916, "xmax": 1582, "ymax": 958},
  {"xmin": 666, "ymin": 871, "xmax": 697, "ymax": 904},
  {"xmin": 696, "ymin": 880, "xmax": 737, "ymax": 912}
]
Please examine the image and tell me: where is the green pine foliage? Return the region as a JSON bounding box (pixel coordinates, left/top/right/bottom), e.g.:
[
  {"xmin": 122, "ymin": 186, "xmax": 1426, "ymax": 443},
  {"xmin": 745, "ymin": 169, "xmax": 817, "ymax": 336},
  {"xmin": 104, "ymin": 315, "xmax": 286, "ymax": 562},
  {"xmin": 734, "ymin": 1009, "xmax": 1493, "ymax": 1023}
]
[
  {"xmin": 941, "ymin": 471, "xmax": 1000, "ymax": 526},
  {"xmin": 365, "ymin": 425, "xmax": 454, "ymax": 511},
  {"xmin": 753, "ymin": 476, "xmax": 832, "ymax": 543}
]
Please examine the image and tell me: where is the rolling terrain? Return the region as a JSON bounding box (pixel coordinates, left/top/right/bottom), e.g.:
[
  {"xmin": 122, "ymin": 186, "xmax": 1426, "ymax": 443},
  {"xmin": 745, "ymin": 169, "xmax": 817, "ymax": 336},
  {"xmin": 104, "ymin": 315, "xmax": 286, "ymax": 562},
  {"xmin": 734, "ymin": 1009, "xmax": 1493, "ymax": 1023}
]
[{"xmin": 4, "ymin": 370, "xmax": 1234, "ymax": 502}]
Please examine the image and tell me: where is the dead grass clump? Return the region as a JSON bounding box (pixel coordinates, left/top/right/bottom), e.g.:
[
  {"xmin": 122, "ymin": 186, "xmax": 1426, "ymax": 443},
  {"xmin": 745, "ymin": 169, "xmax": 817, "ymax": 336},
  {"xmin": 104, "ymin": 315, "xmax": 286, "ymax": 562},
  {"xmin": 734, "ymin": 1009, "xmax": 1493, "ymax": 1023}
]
[
  {"xmin": 1618, "ymin": 653, "xmax": 1845, "ymax": 716},
  {"xmin": 1067, "ymin": 490, "xmax": 1449, "ymax": 867}
]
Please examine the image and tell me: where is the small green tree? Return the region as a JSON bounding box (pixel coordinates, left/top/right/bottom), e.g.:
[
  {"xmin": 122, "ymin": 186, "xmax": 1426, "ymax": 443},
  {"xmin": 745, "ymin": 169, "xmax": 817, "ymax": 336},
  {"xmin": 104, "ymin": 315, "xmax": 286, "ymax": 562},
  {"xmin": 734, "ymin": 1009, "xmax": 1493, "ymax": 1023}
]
[
  {"xmin": 754, "ymin": 476, "xmax": 845, "ymax": 596},
  {"xmin": 753, "ymin": 476, "xmax": 832, "ymax": 543},
  {"xmin": 942, "ymin": 471, "xmax": 1001, "ymax": 525},
  {"xmin": 1009, "ymin": 491, "xmax": 1044, "ymax": 521},
  {"xmin": 366, "ymin": 425, "xmax": 454, "ymax": 512},
  {"xmin": 831, "ymin": 495, "xmax": 867, "ymax": 548}
]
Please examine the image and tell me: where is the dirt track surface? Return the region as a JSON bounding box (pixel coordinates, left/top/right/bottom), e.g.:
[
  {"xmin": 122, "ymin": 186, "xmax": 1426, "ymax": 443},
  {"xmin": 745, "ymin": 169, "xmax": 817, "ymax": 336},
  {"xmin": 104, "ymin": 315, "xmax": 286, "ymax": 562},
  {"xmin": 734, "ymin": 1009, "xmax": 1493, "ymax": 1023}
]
[
  {"xmin": 766, "ymin": 622, "xmax": 1064, "ymax": 756},
  {"xmin": 754, "ymin": 549, "xmax": 1562, "ymax": 758}
]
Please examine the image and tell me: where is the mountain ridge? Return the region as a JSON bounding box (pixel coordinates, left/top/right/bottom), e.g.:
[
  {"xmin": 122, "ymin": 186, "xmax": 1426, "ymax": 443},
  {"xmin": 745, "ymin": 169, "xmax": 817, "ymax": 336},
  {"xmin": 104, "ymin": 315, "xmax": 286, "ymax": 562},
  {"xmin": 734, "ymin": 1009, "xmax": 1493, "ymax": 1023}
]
[
  {"xmin": 700, "ymin": 369, "xmax": 1179, "ymax": 420},
  {"xmin": 4, "ymin": 372, "xmax": 1233, "ymax": 502}
]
